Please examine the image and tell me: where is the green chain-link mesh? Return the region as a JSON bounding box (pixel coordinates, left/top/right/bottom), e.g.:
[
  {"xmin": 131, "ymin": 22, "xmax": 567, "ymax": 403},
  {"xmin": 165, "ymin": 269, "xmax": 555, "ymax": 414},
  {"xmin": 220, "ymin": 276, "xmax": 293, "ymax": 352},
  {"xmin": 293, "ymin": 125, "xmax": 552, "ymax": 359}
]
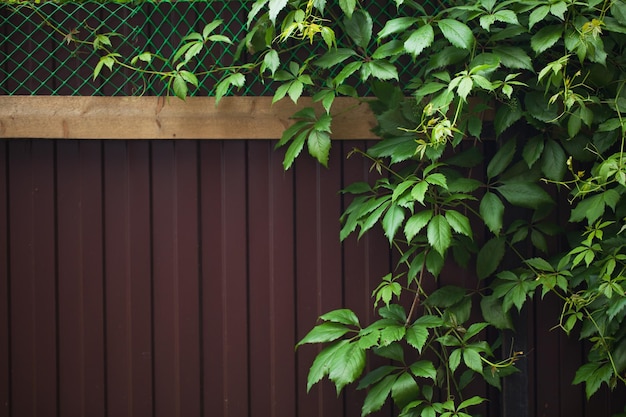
[{"xmin": 1, "ymin": 1, "xmax": 436, "ymax": 96}]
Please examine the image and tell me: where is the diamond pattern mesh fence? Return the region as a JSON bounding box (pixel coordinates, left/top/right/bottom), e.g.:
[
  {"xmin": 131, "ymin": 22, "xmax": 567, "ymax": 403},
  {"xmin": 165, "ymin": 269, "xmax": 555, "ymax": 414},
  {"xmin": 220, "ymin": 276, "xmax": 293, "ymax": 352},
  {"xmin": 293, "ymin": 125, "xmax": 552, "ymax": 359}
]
[{"xmin": 1, "ymin": 1, "xmax": 435, "ymax": 96}]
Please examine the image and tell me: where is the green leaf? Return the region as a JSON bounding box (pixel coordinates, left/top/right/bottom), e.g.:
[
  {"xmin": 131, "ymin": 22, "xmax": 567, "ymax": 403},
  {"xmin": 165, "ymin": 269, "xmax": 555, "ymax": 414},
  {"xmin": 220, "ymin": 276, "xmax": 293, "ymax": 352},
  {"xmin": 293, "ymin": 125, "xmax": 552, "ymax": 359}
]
[
  {"xmin": 522, "ymin": 135, "xmax": 545, "ymax": 167},
  {"xmin": 362, "ymin": 375, "xmax": 397, "ymax": 416},
  {"xmin": 283, "ymin": 129, "xmax": 308, "ymax": 170},
  {"xmin": 458, "ymin": 396, "xmax": 485, "ymax": 410},
  {"xmin": 477, "ymin": 237, "xmax": 505, "ymax": 279},
  {"xmin": 445, "ymin": 210, "xmax": 472, "ymax": 238},
  {"xmin": 427, "ymin": 214, "xmax": 452, "ymax": 255},
  {"xmin": 307, "ymin": 129, "xmax": 331, "ymax": 167},
  {"xmin": 405, "ymin": 210, "xmax": 433, "ymax": 242},
  {"xmin": 404, "ymin": 25, "xmax": 435, "ymax": 58},
  {"xmin": 487, "ymin": 138, "xmax": 516, "ymax": 179},
  {"xmin": 496, "ymin": 183, "xmax": 553, "ymax": 209},
  {"xmin": 531, "ymin": 25, "xmax": 563, "ymax": 54},
  {"xmin": 529, "ymin": 5, "xmax": 549, "ymax": 29},
  {"xmin": 449, "ymin": 349, "xmax": 462, "ymax": 372},
  {"xmin": 378, "ymin": 17, "xmax": 419, "ymax": 38},
  {"xmin": 307, "ymin": 340, "xmax": 349, "ymax": 391},
  {"xmin": 269, "ymin": 0, "xmax": 288, "ymax": 23},
  {"xmin": 382, "ymin": 205, "xmax": 406, "ymax": 243},
  {"xmin": 438, "ymin": 19, "xmax": 474, "ymax": 50},
  {"xmin": 172, "ymin": 74, "xmax": 189, "ymax": 100},
  {"xmin": 320, "ymin": 309, "xmax": 360, "ymax": 326},
  {"xmin": 463, "ymin": 348, "xmax": 483, "ymax": 373},
  {"xmin": 339, "ymin": 0, "xmax": 357, "ymax": 18},
  {"xmin": 409, "ymin": 360, "xmax": 437, "ymax": 380},
  {"xmin": 262, "ymin": 49, "xmax": 280, "ymax": 75},
  {"xmin": 328, "ymin": 342, "xmax": 366, "ymax": 394},
  {"xmin": 425, "ymin": 285, "xmax": 466, "ymax": 308},
  {"xmin": 480, "ymin": 295, "xmax": 513, "ymax": 329},
  {"xmin": 315, "ymin": 48, "xmax": 358, "ymax": 68},
  {"xmin": 365, "ymin": 60, "xmax": 399, "ymax": 81},
  {"xmin": 406, "ymin": 324, "xmax": 429, "ymax": 353},
  {"xmin": 494, "ymin": 100, "xmax": 523, "ymax": 135},
  {"xmin": 344, "ymin": 9, "xmax": 373, "ymax": 48},
  {"xmin": 492, "ymin": 46, "xmax": 533, "ymax": 70},
  {"xmin": 298, "ymin": 322, "xmax": 351, "ymax": 346},
  {"xmin": 573, "ymin": 362, "xmax": 613, "ymax": 399},
  {"xmin": 479, "ymin": 192, "xmax": 504, "ymax": 235},
  {"xmin": 541, "ymin": 140, "xmax": 566, "ymax": 181},
  {"xmin": 612, "ymin": 0, "xmax": 626, "ymax": 25},
  {"xmin": 392, "ymin": 372, "xmax": 420, "ymax": 409}
]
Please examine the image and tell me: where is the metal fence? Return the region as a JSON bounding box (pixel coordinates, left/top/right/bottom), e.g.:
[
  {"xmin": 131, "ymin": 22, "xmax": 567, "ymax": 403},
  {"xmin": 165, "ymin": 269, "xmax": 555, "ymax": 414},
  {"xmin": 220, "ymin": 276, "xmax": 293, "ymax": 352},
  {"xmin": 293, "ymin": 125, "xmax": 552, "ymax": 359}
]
[{"xmin": 1, "ymin": 0, "xmax": 418, "ymax": 96}]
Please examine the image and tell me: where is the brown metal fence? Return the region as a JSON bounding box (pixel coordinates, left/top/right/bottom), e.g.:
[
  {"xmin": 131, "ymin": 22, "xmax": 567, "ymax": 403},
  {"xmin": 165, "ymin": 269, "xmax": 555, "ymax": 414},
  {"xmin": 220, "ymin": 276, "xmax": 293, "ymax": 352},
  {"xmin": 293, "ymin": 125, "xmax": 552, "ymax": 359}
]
[{"xmin": 0, "ymin": 138, "xmax": 625, "ymax": 417}]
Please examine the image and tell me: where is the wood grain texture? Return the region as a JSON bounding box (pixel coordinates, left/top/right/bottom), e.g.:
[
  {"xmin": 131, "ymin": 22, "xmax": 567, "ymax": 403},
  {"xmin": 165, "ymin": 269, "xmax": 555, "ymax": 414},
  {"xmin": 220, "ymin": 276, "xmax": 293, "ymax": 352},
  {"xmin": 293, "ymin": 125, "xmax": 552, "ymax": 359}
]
[{"xmin": 0, "ymin": 96, "xmax": 378, "ymax": 140}]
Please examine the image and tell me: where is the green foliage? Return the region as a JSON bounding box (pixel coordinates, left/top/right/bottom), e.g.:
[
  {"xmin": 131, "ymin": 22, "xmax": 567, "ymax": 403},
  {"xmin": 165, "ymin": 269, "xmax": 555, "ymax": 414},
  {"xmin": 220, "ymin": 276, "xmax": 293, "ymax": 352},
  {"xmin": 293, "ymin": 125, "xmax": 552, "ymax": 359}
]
[{"xmin": 38, "ymin": 0, "xmax": 626, "ymax": 414}]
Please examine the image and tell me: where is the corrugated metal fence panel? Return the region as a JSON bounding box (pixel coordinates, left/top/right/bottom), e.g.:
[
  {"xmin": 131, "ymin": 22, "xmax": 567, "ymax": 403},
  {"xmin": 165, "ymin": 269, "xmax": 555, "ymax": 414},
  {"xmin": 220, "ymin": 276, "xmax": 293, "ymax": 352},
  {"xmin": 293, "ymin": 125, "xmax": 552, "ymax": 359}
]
[
  {"xmin": 1, "ymin": 139, "xmax": 625, "ymax": 417},
  {"xmin": 0, "ymin": 139, "xmax": 398, "ymax": 417}
]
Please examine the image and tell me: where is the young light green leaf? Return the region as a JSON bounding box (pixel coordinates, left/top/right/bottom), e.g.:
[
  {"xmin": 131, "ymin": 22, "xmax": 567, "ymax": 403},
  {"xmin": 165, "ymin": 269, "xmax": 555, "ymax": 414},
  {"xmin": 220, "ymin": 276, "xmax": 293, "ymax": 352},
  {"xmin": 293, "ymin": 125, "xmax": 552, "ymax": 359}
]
[
  {"xmin": 438, "ymin": 19, "xmax": 474, "ymax": 50},
  {"xmin": 262, "ymin": 49, "xmax": 280, "ymax": 75},
  {"xmin": 307, "ymin": 129, "xmax": 331, "ymax": 167},
  {"xmin": 269, "ymin": 0, "xmax": 288, "ymax": 23},
  {"xmin": 427, "ymin": 214, "xmax": 452, "ymax": 255}
]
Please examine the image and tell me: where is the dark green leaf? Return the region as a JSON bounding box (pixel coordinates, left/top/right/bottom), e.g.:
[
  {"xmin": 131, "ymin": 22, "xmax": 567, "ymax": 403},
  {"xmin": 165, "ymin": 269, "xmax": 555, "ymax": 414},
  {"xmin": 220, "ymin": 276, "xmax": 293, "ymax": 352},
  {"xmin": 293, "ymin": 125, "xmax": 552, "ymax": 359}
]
[
  {"xmin": 344, "ymin": 9, "xmax": 373, "ymax": 48},
  {"xmin": 496, "ymin": 183, "xmax": 553, "ymax": 208},
  {"xmin": 487, "ymin": 138, "xmax": 517, "ymax": 179},
  {"xmin": 492, "ymin": 46, "xmax": 533, "ymax": 70},
  {"xmin": 425, "ymin": 285, "xmax": 466, "ymax": 308},
  {"xmin": 477, "ymin": 237, "xmax": 505, "ymax": 279},
  {"xmin": 366, "ymin": 60, "xmax": 399, "ymax": 81},
  {"xmin": 404, "ymin": 210, "xmax": 433, "ymax": 242},
  {"xmin": 315, "ymin": 48, "xmax": 358, "ymax": 69},
  {"xmin": 307, "ymin": 340, "xmax": 349, "ymax": 391},
  {"xmin": 480, "ymin": 295, "xmax": 513, "ymax": 329},
  {"xmin": 541, "ymin": 140, "xmax": 566, "ymax": 181},
  {"xmin": 522, "ymin": 135, "xmax": 544, "ymax": 167},
  {"xmin": 494, "ymin": 100, "xmax": 523, "ymax": 135},
  {"xmin": 530, "ymin": 25, "xmax": 563, "ymax": 54},
  {"xmin": 479, "ymin": 192, "xmax": 504, "ymax": 235},
  {"xmin": 282, "ymin": 129, "xmax": 308, "ymax": 169}
]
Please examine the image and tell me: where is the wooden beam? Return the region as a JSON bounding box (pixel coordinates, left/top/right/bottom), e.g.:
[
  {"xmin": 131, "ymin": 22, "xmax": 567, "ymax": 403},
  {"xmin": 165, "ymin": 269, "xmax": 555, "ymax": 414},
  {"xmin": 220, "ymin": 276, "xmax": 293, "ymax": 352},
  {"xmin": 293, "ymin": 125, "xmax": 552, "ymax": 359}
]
[{"xmin": 0, "ymin": 96, "xmax": 378, "ymax": 140}]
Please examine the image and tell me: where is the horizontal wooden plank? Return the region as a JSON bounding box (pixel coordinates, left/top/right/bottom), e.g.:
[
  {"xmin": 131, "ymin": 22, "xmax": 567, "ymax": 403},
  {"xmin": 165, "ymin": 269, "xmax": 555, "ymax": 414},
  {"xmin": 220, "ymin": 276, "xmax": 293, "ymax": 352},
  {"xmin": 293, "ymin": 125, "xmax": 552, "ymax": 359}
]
[{"xmin": 0, "ymin": 96, "xmax": 379, "ymax": 140}]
